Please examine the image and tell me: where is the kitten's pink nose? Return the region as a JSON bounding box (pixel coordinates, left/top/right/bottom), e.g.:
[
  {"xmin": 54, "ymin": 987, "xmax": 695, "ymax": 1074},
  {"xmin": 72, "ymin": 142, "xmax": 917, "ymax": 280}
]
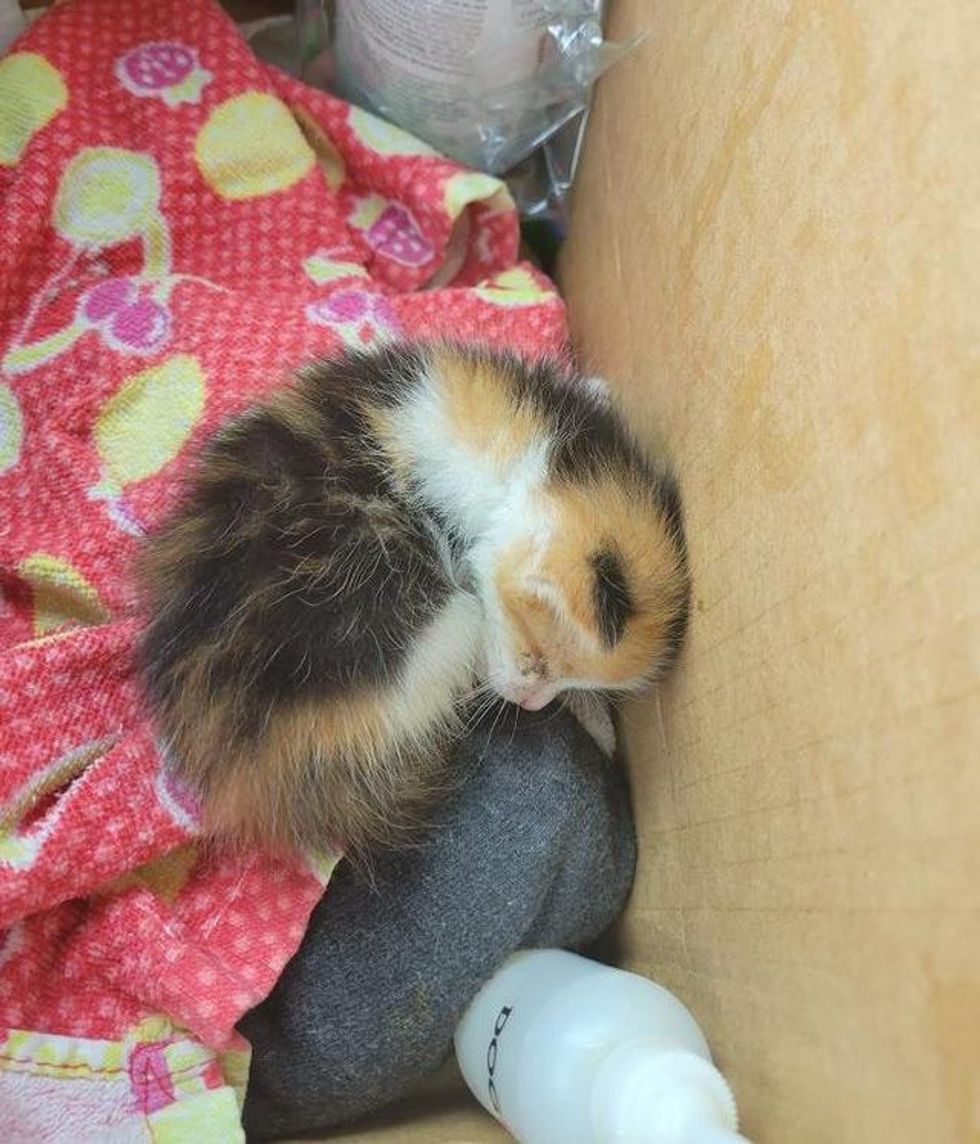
[{"xmin": 519, "ymin": 691, "xmax": 552, "ymax": 711}]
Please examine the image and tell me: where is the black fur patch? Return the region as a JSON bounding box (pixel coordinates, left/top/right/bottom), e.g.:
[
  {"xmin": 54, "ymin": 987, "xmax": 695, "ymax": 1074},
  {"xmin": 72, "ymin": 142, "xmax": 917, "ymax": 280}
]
[
  {"xmin": 656, "ymin": 469, "xmax": 685, "ymax": 546},
  {"xmin": 663, "ymin": 587, "xmax": 691, "ymax": 664},
  {"xmin": 321, "ymin": 342, "xmax": 426, "ymax": 410},
  {"xmin": 546, "ymin": 387, "xmax": 656, "ymax": 485},
  {"xmin": 139, "ymin": 354, "xmax": 452, "ymax": 745},
  {"xmin": 590, "ymin": 546, "xmax": 634, "ymax": 648}
]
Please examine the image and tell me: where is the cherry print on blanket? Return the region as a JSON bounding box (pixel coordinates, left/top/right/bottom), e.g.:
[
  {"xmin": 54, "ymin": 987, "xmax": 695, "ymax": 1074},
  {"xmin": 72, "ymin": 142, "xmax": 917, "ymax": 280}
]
[
  {"xmin": 115, "ymin": 42, "xmax": 212, "ymax": 107},
  {"xmin": 80, "ymin": 278, "xmax": 172, "ymax": 353},
  {"xmin": 2, "ymin": 148, "xmax": 176, "ymax": 375},
  {"xmin": 305, "ymin": 288, "xmax": 401, "ymax": 347}
]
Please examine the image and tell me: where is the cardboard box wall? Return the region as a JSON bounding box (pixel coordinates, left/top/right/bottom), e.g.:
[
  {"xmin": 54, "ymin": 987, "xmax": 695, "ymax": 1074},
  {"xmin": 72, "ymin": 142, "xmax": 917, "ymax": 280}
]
[{"xmin": 326, "ymin": 0, "xmax": 980, "ymax": 1140}]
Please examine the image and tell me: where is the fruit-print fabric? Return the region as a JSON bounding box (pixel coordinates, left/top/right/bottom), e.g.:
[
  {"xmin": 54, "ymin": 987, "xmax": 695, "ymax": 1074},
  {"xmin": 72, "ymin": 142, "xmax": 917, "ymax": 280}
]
[{"xmin": 0, "ymin": 0, "xmax": 568, "ymax": 1137}]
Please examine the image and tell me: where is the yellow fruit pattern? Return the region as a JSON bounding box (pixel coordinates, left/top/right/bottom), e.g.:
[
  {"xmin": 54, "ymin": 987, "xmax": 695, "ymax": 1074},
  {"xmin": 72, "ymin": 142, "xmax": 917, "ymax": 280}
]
[
  {"xmin": 0, "ymin": 53, "xmax": 68, "ymax": 167},
  {"xmin": 302, "ymin": 253, "xmax": 369, "ymax": 284},
  {"xmin": 443, "ymin": 171, "xmax": 512, "ymax": 220},
  {"xmin": 54, "ymin": 147, "xmax": 164, "ymax": 253},
  {"xmin": 0, "ymin": 384, "xmax": 23, "ymax": 474},
  {"xmin": 0, "ymin": 738, "xmax": 114, "ymax": 870},
  {"xmin": 92, "ymin": 354, "xmax": 205, "ymax": 496},
  {"xmin": 473, "ymin": 267, "xmax": 554, "ymax": 307},
  {"xmin": 196, "ymin": 93, "xmax": 315, "ymax": 200},
  {"xmin": 109, "ymin": 844, "xmax": 199, "ymax": 904},
  {"xmin": 347, "ymin": 191, "xmax": 387, "ymax": 231},
  {"xmin": 18, "ymin": 553, "xmax": 109, "ymax": 636},
  {"xmin": 348, "ymin": 106, "xmax": 438, "ymax": 157},
  {"xmin": 291, "ymin": 103, "xmax": 346, "ymax": 191}
]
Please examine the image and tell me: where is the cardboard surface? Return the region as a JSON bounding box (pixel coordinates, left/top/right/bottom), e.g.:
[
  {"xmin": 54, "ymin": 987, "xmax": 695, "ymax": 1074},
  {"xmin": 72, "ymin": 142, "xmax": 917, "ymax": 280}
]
[
  {"xmin": 559, "ymin": 2, "xmax": 980, "ymax": 1141},
  {"xmin": 305, "ymin": 1095, "xmax": 507, "ymax": 1144},
  {"xmin": 304, "ymin": 1062, "xmax": 508, "ymax": 1143}
]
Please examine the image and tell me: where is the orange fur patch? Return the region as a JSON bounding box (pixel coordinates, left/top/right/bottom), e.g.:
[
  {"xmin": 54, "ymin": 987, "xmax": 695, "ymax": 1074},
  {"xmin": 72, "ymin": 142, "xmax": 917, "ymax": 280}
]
[{"xmin": 430, "ymin": 346, "xmax": 542, "ymax": 470}]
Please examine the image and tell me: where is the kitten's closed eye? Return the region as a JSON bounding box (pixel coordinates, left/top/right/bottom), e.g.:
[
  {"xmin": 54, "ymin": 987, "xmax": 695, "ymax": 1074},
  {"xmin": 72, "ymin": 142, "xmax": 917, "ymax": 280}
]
[{"xmin": 590, "ymin": 547, "xmax": 634, "ymax": 649}]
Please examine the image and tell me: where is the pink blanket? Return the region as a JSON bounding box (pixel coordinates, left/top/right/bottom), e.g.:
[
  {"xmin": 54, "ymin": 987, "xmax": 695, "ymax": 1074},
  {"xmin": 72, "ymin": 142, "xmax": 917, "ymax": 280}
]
[{"xmin": 0, "ymin": 0, "xmax": 566, "ymax": 1135}]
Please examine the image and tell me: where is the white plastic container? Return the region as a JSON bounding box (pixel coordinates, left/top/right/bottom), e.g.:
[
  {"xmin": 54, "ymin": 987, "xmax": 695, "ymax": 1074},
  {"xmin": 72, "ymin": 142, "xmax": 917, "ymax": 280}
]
[
  {"xmin": 332, "ymin": 0, "xmax": 549, "ymax": 170},
  {"xmin": 0, "ymin": 0, "xmax": 26, "ymax": 55},
  {"xmin": 455, "ymin": 950, "xmax": 749, "ymax": 1144}
]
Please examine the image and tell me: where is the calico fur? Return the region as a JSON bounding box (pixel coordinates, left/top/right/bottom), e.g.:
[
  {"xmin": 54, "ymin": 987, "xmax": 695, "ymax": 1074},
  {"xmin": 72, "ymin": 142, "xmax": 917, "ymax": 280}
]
[{"xmin": 138, "ymin": 342, "xmax": 690, "ymax": 856}]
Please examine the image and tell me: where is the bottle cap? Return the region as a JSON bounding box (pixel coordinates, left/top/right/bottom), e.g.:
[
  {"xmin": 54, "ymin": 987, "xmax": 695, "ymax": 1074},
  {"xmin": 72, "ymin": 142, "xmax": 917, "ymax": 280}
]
[{"xmin": 592, "ymin": 1039, "xmax": 750, "ymax": 1143}]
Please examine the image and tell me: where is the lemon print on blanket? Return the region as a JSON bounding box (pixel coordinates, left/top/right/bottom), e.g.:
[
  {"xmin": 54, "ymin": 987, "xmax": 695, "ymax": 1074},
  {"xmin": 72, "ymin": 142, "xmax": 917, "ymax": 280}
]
[
  {"xmin": 93, "ymin": 354, "xmax": 205, "ymax": 500},
  {"xmin": 443, "ymin": 171, "xmax": 511, "ymax": 219},
  {"xmin": 0, "ymin": 53, "xmax": 67, "ymax": 166},
  {"xmin": 196, "ymin": 93, "xmax": 315, "ymax": 200},
  {"xmin": 0, "ymin": 385, "xmax": 22, "ymax": 474},
  {"xmin": 303, "ymin": 252, "xmax": 369, "ymax": 285},
  {"xmin": 474, "ymin": 267, "xmax": 553, "ymax": 307},
  {"xmin": 0, "ymin": 738, "xmax": 114, "ymax": 869},
  {"xmin": 19, "ymin": 553, "xmax": 109, "ymax": 636},
  {"xmin": 348, "ymin": 106, "xmax": 437, "ymax": 157}
]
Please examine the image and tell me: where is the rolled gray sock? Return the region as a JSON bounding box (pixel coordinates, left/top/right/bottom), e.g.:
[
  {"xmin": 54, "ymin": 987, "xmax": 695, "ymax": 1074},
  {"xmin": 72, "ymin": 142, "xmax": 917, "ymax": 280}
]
[{"xmin": 239, "ymin": 707, "xmax": 636, "ymax": 1141}]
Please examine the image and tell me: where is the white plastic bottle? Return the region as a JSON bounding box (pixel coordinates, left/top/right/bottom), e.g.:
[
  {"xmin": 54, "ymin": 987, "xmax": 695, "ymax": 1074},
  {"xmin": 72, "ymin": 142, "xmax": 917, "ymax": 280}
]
[
  {"xmin": 0, "ymin": 0, "xmax": 25, "ymax": 55},
  {"xmin": 332, "ymin": 0, "xmax": 548, "ymax": 169},
  {"xmin": 455, "ymin": 950, "xmax": 749, "ymax": 1144}
]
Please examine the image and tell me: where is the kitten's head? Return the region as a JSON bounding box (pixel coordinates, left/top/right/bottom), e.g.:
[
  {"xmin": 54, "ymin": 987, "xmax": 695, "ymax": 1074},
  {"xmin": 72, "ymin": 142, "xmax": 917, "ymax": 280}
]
[{"xmin": 475, "ymin": 399, "xmax": 690, "ymax": 710}]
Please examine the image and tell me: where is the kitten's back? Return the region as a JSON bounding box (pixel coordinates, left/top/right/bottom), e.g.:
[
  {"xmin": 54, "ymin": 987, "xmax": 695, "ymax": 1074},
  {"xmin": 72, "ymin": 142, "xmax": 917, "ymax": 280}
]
[{"xmin": 139, "ymin": 351, "xmax": 474, "ymax": 855}]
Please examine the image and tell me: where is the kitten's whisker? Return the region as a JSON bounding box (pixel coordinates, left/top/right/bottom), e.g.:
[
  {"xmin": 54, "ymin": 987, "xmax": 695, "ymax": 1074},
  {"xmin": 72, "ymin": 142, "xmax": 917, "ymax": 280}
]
[{"xmin": 476, "ymin": 697, "xmax": 511, "ymax": 767}]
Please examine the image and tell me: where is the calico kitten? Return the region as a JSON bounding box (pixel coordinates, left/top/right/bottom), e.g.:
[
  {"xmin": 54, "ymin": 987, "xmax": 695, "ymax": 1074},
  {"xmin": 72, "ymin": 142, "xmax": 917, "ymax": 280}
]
[{"xmin": 138, "ymin": 342, "xmax": 690, "ymax": 856}]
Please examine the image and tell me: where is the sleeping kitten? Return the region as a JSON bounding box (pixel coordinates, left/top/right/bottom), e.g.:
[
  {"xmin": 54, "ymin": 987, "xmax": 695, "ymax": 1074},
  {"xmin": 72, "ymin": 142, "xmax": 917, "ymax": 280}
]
[{"xmin": 138, "ymin": 342, "xmax": 690, "ymax": 856}]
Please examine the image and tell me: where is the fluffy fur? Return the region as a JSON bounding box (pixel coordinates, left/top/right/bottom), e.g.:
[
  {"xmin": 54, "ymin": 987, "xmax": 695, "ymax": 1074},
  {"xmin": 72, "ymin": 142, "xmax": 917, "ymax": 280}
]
[{"xmin": 138, "ymin": 342, "xmax": 690, "ymax": 856}]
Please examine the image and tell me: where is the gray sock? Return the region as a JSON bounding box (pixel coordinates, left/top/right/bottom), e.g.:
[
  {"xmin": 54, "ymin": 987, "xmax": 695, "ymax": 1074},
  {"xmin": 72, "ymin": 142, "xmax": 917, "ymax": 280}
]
[{"xmin": 239, "ymin": 707, "xmax": 636, "ymax": 1141}]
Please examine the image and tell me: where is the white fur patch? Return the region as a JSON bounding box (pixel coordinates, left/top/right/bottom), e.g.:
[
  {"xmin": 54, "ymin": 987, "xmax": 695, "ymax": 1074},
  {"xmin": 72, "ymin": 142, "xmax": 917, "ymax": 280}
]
[
  {"xmin": 389, "ymin": 589, "xmax": 483, "ymax": 740},
  {"xmin": 393, "ymin": 365, "xmax": 550, "ymax": 541}
]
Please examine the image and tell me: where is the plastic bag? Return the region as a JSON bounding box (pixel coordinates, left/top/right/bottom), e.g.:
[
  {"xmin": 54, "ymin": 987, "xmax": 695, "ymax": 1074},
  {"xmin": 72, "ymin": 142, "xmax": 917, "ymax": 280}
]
[{"xmin": 287, "ymin": 1, "xmax": 640, "ymax": 227}]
